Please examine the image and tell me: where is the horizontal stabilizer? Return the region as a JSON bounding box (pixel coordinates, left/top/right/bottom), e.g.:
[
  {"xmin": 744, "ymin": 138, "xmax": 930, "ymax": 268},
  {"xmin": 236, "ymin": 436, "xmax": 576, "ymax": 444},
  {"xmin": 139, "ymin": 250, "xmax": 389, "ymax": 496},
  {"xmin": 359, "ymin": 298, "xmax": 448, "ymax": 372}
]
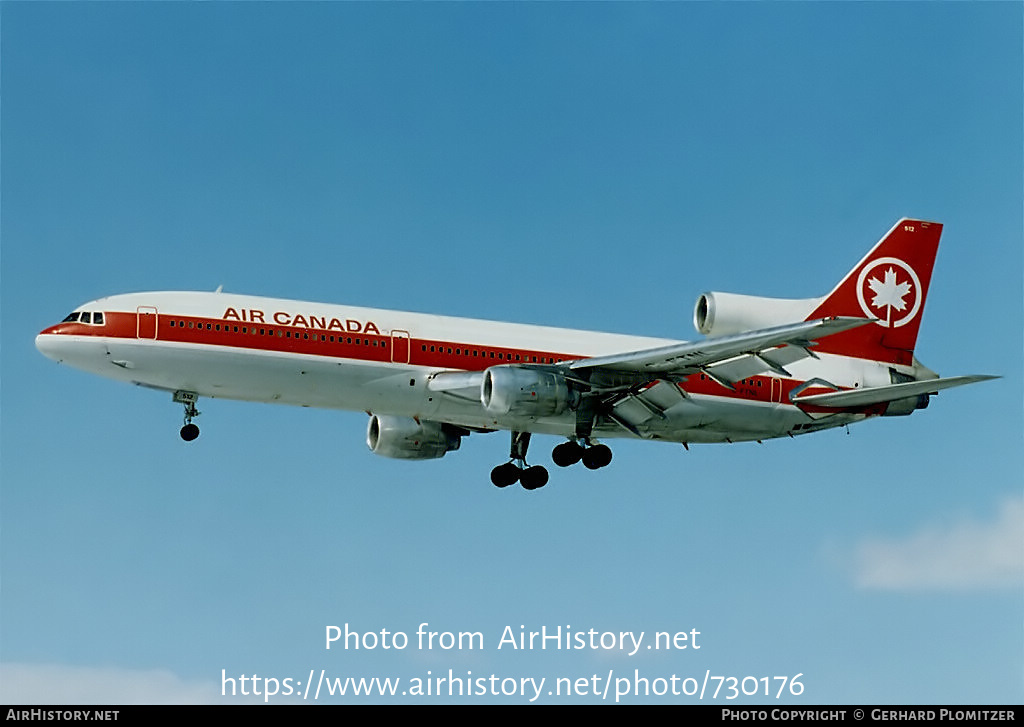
[{"xmin": 793, "ymin": 375, "xmax": 998, "ymax": 408}]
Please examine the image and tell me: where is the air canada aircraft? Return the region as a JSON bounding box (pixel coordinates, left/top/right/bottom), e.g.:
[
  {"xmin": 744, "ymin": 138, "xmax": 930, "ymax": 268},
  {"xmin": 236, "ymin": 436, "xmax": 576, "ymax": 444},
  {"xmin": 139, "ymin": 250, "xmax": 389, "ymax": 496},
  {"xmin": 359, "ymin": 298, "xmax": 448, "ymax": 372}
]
[{"xmin": 37, "ymin": 219, "xmax": 995, "ymax": 490}]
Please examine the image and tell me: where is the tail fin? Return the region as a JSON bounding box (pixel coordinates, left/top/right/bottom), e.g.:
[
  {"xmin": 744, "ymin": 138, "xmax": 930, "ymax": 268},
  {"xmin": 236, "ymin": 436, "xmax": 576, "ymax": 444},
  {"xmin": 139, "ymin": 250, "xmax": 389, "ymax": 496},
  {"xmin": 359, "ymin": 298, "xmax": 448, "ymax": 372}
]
[{"xmin": 807, "ymin": 219, "xmax": 942, "ymax": 366}]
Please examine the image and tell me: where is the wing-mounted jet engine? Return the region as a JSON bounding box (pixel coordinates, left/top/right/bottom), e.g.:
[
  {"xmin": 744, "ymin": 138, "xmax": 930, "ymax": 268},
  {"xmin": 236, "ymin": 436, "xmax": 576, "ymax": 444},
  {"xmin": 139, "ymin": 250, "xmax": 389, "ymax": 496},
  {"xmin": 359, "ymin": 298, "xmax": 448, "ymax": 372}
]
[{"xmin": 367, "ymin": 415, "xmax": 462, "ymax": 460}]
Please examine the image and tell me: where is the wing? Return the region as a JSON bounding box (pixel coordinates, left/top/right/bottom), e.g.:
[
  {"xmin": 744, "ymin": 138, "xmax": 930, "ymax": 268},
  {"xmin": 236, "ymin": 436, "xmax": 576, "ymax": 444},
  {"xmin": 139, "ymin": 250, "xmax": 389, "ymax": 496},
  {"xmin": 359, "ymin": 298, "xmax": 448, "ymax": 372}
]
[
  {"xmin": 424, "ymin": 316, "xmax": 875, "ymax": 422},
  {"xmin": 426, "ymin": 316, "xmax": 873, "ymax": 403},
  {"xmin": 566, "ymin": 316, "xmax": 873, "ymax": 387}
]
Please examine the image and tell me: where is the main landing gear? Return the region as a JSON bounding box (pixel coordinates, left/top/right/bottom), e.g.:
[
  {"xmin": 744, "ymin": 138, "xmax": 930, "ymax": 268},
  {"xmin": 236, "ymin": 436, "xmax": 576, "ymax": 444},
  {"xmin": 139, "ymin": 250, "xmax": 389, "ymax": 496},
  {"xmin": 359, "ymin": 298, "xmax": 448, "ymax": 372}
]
[
  {"xmin": 491, "ymin": 432, "xmax": 549, "ymax": 490},
  {"xmin": 175, "ymin": 390, "xmax": 201, "ymax": 442},
  {"xmin": 551, "ymin": 440, "xmax": 613, "ymax": 470},
  {"xmin": 491, "ymin": 433, "xmax": 614, "ymax": 490}
]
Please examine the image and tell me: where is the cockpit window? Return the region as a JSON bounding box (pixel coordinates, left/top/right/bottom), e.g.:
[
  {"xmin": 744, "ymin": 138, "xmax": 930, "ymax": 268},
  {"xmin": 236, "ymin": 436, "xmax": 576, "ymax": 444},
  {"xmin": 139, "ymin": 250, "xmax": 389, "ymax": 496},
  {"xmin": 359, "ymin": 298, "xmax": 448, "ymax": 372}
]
[{"xmin": 60, "ymin": 311, "xmax": 104, "ymax": 325}]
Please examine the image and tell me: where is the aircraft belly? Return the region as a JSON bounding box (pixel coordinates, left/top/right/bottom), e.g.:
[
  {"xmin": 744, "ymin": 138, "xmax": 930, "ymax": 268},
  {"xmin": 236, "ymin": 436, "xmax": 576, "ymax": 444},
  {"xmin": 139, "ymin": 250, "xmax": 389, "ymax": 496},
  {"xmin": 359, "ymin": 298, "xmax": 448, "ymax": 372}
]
[
  {"xmin": 90, "ymin": 340, "xmax": 865, "ymax": 446},
  {"xmin": 99, "ymin": 340, "xmax": 423, "ymax": 411},
  {"xmin": 93, "ymin": 340, "xmax": 585, "ymax": 431}
]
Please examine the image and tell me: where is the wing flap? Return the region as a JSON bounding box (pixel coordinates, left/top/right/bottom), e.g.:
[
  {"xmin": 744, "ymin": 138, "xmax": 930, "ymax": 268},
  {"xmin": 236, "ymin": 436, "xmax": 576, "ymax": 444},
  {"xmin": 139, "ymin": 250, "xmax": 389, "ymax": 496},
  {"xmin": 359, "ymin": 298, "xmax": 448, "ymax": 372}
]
[
  {"xmin": 702, "ymin": 344, "xmax": 813, "ymax": 384},
  {"xmin": 609, "ymin": 380, "xmax": 687, "ymax": 436}
]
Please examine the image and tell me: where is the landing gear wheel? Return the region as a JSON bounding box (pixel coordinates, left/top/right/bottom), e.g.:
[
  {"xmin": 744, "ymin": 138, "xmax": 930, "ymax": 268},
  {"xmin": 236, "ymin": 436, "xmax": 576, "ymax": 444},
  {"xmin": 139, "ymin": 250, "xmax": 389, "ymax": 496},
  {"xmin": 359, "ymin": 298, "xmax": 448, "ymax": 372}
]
[
  {"xmin": 493, "ymin": 431, "xmax": 552, "ymax": 490},
  {"xmin": 520, "ymin": 465, "xmax": 549, "ymax": 490},
  {"xmin": 174, "ymin": 391, "xmax": 201, "ymax": 443},
  {"xmin": 582, "ymin": 443, "xmax": 612, "ymax": 470},
  {"xmin": 552, "ymin": 440, "xmax": 585, "ymax": 467},
  {"xmin": 490, "ymin": 462, "xmax": 521, "ymax": 488}
]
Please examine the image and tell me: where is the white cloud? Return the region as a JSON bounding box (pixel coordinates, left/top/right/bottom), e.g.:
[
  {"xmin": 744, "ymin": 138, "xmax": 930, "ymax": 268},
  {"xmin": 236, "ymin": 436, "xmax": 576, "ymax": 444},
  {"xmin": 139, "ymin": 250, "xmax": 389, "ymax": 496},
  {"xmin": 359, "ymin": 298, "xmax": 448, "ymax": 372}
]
[
  {"xmin": 0, "ymin": 663, "xmax": 220, "ymax": 705},
  {"xmin": 852, "ymin": 496, "xmax": 1024, "ymax": 591}
]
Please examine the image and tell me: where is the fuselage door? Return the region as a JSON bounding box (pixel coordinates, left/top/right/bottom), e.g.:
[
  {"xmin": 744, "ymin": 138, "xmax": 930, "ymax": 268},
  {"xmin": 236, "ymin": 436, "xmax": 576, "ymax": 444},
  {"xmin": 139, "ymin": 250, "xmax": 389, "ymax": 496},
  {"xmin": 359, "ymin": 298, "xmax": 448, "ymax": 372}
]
[
  {"xmin": 137, "ymin": 306, "xmax": 158, "ymax": 339},
  {"xmin": 391, "ymin": 330, "xmax": 410, "ymax": 364}
]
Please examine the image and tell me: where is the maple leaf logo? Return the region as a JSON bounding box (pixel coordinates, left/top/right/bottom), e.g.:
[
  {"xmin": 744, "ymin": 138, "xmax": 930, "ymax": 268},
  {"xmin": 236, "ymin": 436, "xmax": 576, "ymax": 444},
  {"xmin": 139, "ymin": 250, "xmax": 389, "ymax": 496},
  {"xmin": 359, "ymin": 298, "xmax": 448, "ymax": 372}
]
[
  {"xmin": 867, "ymin": 267, "xmax": 913, "ymax": 317},
  {"xmin": 855, "ymin": 257, "xmax": 922, "ymax": 329}
]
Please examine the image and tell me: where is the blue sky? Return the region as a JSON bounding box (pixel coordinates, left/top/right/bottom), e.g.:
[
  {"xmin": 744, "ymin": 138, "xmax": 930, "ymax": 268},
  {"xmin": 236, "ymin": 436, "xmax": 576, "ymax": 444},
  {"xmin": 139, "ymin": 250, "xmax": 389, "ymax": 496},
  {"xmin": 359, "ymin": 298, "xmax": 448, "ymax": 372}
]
[{"xmin": 2, "ymin": 2, "xmax": 1021, "ymax": 704}]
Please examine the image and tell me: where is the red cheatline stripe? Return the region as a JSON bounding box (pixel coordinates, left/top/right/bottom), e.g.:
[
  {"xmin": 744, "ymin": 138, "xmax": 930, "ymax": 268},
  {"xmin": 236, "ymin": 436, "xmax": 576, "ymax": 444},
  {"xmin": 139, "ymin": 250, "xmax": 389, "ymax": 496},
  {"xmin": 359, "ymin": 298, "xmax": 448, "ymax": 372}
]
[
  {"xmin": 42, "ymin": 311, "xmax": 583, "ymax": 372},
  {"xmin": 42, "ymin": 312, "xmax": 864, "ymax": 410}
]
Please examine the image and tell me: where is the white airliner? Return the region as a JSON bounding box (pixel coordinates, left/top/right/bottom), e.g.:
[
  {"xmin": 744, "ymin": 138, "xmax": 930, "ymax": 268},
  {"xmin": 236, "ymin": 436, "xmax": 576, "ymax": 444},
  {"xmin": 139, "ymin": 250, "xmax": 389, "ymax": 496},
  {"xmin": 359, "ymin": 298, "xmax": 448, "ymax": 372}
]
[{"xmin": 36, "ymin": 218, "xmax": 994, "ymax": 490}]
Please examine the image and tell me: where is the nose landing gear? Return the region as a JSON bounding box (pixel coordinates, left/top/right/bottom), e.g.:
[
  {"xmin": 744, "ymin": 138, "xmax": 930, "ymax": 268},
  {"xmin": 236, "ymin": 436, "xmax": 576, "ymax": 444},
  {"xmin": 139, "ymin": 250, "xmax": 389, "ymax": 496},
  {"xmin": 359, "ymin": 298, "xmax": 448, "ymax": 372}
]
[{"xmin": 174, "ymin": 390, "xmax": 201, "ymax": 442}]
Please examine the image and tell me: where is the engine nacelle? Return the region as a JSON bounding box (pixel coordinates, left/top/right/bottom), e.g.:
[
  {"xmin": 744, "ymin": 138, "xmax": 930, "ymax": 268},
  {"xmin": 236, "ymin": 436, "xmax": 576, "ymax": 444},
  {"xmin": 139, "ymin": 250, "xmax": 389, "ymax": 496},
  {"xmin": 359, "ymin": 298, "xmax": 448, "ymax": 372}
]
[
  {"xmin": 481, "ymin": 366, "xmax": 573, "ymax": 417},
  {"xmin": 882, "ymin": 394, "xmax": 930, "ymax": 417},
  {"xmin": 694, "ymin": 292, "xmax": 821, "ymax": 337},
  {"xmin": 882, "ymin": 368, "xmax": 932, "ymax": 416},
  {"xmin": 366, "ymin": 415, "xmax": 461, "ymax": 460}
]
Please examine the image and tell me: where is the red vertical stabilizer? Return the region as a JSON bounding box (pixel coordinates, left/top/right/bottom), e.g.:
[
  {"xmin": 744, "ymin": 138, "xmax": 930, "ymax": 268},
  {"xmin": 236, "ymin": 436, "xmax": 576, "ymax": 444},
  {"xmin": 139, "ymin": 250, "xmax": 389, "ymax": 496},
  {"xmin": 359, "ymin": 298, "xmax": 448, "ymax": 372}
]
[{"xmin": 808, "ymin": 219, "xmax": 943, "ymax": 366}]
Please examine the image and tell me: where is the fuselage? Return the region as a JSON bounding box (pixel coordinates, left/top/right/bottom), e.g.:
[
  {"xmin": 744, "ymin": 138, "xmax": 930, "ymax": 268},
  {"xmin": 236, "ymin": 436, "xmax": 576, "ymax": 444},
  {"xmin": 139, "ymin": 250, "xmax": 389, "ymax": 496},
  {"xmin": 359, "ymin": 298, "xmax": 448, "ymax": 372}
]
[{"xmin": 36, "ymin": 290, "xmax": 887, "ymax": 445}]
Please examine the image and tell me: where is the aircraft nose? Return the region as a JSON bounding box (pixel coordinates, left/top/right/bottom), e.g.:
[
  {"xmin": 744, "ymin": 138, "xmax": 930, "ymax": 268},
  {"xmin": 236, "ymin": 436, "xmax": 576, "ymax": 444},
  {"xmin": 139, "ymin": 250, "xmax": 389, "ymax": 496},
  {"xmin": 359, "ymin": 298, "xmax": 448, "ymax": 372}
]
[{"xmin": 36, "ymin": 330, "xmax": 65, "ymax": 362}]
